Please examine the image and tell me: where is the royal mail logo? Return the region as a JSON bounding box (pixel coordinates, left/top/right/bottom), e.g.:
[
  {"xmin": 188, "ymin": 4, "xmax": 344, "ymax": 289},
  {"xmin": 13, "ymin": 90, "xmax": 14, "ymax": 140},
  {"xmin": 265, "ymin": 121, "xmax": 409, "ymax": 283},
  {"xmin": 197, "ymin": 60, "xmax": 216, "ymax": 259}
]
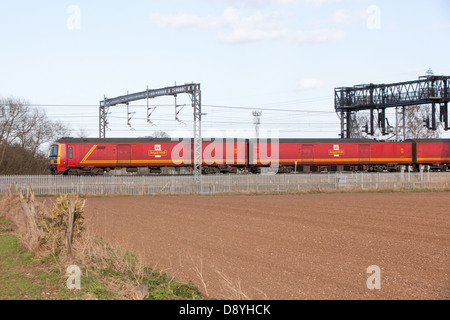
[
  {"xmin": 149, "ymin": 150, "xmax": 167, "ymax": 156},
  {"xmin": 149, "ymin": 145, "xmax": 167, "ymax": 157},
  {"xmin": 329, "ymin": 145, "xmax": 344, "ymax": 157}
]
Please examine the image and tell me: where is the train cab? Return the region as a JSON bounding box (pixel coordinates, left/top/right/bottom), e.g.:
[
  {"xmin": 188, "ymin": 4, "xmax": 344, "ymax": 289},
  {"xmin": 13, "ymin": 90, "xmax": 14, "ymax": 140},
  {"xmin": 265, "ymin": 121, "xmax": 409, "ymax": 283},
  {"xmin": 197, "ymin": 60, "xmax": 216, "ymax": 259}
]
[{"xmin": 48, "ymin": 142, "xmax": 67, "ymax": 175}]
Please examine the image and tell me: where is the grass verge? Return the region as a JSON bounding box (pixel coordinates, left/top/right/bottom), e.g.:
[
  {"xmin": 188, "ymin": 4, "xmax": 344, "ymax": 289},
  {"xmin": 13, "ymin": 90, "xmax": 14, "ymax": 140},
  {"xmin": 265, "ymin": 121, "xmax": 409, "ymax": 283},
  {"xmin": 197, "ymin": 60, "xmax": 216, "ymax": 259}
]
[
  {"xmin": 0, "ymin": 217, "xmax": 84, "ymax": 300},
  {"xmin": 0, "ymin": 213, "xmax": 204, "ymax": 300}
]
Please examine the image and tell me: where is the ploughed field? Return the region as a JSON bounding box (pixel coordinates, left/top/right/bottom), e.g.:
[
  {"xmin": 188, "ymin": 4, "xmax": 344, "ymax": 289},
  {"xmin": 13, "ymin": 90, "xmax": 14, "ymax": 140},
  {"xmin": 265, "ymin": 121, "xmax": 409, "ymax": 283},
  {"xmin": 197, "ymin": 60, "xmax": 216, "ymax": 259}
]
[{"xmin": 84, "ymin": 192, "xmax": 450, "ymax": 300}]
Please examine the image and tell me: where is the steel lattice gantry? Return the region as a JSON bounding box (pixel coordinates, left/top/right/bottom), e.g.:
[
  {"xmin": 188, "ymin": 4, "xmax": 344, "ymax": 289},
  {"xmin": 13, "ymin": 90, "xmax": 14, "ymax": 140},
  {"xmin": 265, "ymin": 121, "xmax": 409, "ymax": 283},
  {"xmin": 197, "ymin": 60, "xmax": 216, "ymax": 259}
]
[
  {"xmin": 99, "ymin": 83, "xmax": 203, "ymax": 182},
  {"xmin": 335, "ymin": 75, "xmax": 450, "ymax": 139}
]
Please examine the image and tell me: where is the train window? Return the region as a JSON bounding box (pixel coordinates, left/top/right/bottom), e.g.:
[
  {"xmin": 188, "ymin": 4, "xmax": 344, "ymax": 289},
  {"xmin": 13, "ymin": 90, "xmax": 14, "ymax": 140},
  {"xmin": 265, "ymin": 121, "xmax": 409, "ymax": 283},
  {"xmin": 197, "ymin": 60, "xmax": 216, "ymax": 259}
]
[
  {"xmin": 68, "ymin": 147, "xmax": 73, "ymax": 159},
  {"xmin": 49, "ymin": 145, "xmax": 59, "ymax": 158}
]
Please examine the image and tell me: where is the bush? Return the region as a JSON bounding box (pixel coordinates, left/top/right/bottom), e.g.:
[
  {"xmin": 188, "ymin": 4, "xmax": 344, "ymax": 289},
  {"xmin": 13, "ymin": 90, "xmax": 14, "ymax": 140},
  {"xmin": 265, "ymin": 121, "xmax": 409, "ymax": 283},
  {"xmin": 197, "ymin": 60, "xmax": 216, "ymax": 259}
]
[{"xmin": 39, "ymin": 194, "xmax": 86, "ymax": 254}]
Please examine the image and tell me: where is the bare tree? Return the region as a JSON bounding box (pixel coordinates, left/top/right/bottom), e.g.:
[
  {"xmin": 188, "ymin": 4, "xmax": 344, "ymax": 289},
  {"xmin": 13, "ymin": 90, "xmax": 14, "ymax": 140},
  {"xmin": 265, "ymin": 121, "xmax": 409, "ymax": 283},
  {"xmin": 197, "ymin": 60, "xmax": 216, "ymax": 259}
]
[
  {"xmin": 353, "ymin": 113, "xmax": 372, "ymax": 139},
  {"xmin": 404, "ymin": 105, "xmax": 441, "ymax": 139},
  {"xmin": 353, "ymin": 105, "xmax": 442, "ymax": 140},
  {"xmin": 76, "ymin": 128, "xmax": 89, "ymax": 139},
  {"xmin": 0, "ymin": 96, "xmax": 72, "ymax": 173},
  {"xmin": 16, "ymin": 108, "xmax": 53, "ymax": 157},
  {"xmin": 0, "ymin": 97, "xmax": 30, "ymax": 166},
  {"xmin": 149, "ymin": 131, "xmax": 170, "ymax": 138},
  {"xmin": 49, "ymin": 120, "xmax": 72, "ymax": 144}
]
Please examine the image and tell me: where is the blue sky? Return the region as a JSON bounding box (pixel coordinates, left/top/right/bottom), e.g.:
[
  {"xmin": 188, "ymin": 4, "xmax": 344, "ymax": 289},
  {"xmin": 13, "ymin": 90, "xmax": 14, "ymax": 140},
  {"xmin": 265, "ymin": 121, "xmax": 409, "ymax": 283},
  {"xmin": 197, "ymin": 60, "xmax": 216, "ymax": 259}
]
[{"xmin": 1, "ymin": 0, "xmax": 449, "ymax": 139}]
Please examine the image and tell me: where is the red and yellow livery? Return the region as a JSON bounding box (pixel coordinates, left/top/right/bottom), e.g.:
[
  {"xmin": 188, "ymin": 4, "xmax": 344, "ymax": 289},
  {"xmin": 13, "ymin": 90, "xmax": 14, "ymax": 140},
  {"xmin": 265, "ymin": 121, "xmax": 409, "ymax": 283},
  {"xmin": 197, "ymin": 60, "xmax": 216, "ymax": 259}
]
[{"xmin": 49, "ymin": 138, "xmax": 450, "ymax": 175}]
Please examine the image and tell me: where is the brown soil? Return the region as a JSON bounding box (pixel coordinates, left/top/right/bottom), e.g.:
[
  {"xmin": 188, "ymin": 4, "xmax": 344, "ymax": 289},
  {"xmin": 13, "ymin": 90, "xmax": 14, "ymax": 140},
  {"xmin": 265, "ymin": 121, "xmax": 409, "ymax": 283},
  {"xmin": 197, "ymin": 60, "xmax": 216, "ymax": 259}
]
[{"xmin": 83, "ymin": 192, "xmax": 450, "ymax": 300}]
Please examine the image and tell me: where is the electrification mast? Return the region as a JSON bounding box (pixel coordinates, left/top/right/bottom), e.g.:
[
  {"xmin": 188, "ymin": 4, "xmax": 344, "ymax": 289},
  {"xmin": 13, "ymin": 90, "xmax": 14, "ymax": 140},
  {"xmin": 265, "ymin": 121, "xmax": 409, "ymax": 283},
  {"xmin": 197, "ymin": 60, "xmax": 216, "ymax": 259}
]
[{"xmin": 99, "ymin": 83, "xmax": 203, "ymax": 182}]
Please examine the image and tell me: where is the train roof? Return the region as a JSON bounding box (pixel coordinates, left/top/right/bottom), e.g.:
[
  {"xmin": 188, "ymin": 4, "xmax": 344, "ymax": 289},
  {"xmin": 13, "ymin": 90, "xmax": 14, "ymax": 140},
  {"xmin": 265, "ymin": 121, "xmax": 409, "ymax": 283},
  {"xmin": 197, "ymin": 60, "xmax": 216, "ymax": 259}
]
[
  {"xmin": 407, "ymin": 139, "xmax": 450, "ymax": 143},
  {"xmin": 56, "ymin": 137, "xmax": 376, "ymax": 143},
  {"xmin": 55, "ymin": 137, "xmax": 449, "ymax": 144},
  {"xmin": 56, "ymin": 137, "xmax": 184, "ymax": 143}
]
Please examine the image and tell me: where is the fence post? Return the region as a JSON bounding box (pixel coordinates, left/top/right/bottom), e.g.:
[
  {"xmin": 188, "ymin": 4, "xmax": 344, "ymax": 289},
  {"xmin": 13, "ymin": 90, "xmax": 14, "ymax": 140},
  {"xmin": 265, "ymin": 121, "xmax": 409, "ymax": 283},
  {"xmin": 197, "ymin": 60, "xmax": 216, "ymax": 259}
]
[
  {"xmin": 17, "ymin": 186, "xmax": 40, "ymax": 238},
  {"xmin": 361, "ymin": 172, "xmax": 364, "ymax": 189},
  {"xmin": 377, "ymin": 172, "xmax": 380, "ymax": 189},
  {"xmin": 66, "ymin": 196, "xmax": 76, "ymax": 256}
]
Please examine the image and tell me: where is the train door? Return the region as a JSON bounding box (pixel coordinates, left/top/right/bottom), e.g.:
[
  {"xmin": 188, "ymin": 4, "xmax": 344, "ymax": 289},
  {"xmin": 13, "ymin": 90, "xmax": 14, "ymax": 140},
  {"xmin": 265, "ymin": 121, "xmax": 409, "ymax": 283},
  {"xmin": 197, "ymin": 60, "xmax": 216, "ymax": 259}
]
[
  {"xmin": 117, "ymin": 144, "xmax": 131, "ymax": 166},
  {"xmin": 359, "ymin": 144, "xmax": 371, "ymax": 164},
  {"xmin": 302, "ymin": 145, "xmax": 314, "ymax": 164},
  {"xmin": 415, "ymin": 143, "xmax": 422, "ymax": 163},
  {"xmin": 67, "ymin": 145, "xmax": 76, "ymax": 166}
]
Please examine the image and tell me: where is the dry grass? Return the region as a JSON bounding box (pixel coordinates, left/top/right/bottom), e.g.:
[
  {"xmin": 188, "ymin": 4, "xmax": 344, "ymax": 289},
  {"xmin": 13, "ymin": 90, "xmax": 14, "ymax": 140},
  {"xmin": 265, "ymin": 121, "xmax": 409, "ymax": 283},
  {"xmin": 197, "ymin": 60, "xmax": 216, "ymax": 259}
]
[
  {"xmin": 0, "ymin": 192, "xmax": 41, "ymax": 253},
  {"xmin": 215, "ymin": 270, "xmax": 250, "ymax": 300},
  {"xmin": 0, "ymin": 186, "xmax": 204, "ymax": 300},
  {"xmin": 68, "ymin": 231, "xmax": 149, "ymax": 299}
]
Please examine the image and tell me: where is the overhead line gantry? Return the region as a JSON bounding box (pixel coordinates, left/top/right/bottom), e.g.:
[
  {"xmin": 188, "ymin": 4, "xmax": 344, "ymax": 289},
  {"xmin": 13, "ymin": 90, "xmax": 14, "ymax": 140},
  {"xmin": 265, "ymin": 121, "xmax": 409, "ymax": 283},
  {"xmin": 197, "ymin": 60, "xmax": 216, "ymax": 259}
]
[
  {"xmin": 99, "ymin": 83, "xmax": 203, "ymax": 182},
  {"xmin": 335, "ymin": 75, "xmax": 450, "ymax": 139}
]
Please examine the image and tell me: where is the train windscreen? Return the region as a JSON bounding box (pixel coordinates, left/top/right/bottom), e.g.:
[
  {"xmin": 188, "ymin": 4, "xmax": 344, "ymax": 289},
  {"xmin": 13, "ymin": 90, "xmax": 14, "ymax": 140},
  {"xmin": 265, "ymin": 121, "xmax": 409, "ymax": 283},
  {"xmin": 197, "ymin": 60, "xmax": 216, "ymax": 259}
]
[{"xmin": 49, "ymin": 145, "xmax": 59, "ymax": 159}]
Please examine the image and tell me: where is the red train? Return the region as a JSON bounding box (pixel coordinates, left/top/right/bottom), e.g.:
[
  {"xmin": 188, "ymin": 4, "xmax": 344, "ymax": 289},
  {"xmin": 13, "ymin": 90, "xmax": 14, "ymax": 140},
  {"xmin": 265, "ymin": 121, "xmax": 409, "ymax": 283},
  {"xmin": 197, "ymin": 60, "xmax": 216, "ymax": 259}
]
[{"xmin": 48, "ymin": 138, "xmax": 450, "ymax": 175}]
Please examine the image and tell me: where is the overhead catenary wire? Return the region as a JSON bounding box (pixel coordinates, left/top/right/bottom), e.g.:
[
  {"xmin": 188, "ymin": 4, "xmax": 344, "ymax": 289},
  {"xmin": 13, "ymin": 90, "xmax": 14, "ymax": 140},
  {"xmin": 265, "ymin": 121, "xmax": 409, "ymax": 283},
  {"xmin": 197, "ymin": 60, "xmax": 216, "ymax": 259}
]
[
  {"xmin": 25, "ymin": 95, "xmax": 341, "ymax": 137},
  {"xmin": 34, "ymin": 105, "xmax": 336, "ymax": 114}
]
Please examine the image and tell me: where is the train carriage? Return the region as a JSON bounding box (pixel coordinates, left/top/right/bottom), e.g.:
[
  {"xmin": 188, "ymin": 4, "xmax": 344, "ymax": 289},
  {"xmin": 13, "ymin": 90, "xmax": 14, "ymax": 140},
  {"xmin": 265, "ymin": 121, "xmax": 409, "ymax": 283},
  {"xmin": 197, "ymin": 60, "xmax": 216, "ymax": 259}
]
[
  {"xmin": 49, "ymin": 138, "xmax": 248, "ymax": 175},
  {"xmin": 413, "ymin": 139, "xmax": 450, "ymax": 171},
  {"xmin": 250, "ymin": 139, "xmax": 414, "ymax": 173}
]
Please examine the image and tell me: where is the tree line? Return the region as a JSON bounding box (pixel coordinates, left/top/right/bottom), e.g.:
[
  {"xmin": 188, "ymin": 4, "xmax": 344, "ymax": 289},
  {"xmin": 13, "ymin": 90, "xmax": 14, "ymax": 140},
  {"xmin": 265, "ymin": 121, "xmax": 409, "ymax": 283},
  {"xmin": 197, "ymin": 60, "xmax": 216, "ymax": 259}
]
[{"xmin": 0, "ymin": 97, "xmax": 71, "ymax": 174}]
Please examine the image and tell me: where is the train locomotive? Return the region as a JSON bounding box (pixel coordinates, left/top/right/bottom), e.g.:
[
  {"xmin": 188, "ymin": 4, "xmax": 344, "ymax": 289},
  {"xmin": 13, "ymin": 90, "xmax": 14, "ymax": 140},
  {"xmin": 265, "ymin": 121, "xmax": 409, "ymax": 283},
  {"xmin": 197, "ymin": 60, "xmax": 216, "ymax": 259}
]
[{"xmin": 48, "ymin": 137, "xmax": 450, "ymax": 175}]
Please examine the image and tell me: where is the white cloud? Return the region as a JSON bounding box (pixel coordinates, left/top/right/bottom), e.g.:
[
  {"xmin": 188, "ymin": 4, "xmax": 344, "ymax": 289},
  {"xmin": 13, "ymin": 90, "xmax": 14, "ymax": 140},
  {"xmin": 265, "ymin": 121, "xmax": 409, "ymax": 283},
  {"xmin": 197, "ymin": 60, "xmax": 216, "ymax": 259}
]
[
  {"xmin": 294, "ymin": 0, "xmax": 346, "ymax": 7},
  {"xmin": 150, "ymin": 7, "xmax": 240, "ymax": 30},
  {"xmin": 205, "ymin": 0, "xmax": 341, "ymax": 7},
  {"xmin": 330, "ymin": 9, "xmax": 352, "ymax": 25},
  {"xmin": 220, "ymin": 28, "xmax": 289, "ymax": 43},
  {"xmin": 300, "ymin": 0, "xmax": 332, "ymax": 6},
  {"xmin": 297, "ymin": 78, "xmax": 326, "ymax": 90},
  {"xmin": 319, "ymin": 8, "xmax": 368, "ymax": 27},
  {"xmin": 150, "ymin": 13, "xmax": 209, "ymax": 29},
  {"xmin": 151, "ymin": 8, "xmax": 291, "ymax": 44},
  {"xmin": 240, "ymin": 0, "xmax": 294, "ymax": 4},
  {"xmin": 199, "ymin": 0, "xmax": 303, "ymax": 6},
  {"xmin": 295, "ymin": 28, "xmax": 346, "ymax": 44},
  {"xmin": 150, "ymin": 7, "xmax": 346, "ymax": 45},
  {"xmin": 219, "ymin": 10, "xmax": 291, "ymax": 43}
]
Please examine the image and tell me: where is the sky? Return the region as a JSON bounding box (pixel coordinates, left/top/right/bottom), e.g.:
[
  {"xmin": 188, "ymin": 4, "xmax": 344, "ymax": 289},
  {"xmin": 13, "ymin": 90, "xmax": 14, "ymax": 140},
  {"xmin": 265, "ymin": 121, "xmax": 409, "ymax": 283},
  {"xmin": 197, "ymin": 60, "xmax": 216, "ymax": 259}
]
[{"xmin": 1, "ymin": 0, "xmax": 449, "ymax": 140}]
